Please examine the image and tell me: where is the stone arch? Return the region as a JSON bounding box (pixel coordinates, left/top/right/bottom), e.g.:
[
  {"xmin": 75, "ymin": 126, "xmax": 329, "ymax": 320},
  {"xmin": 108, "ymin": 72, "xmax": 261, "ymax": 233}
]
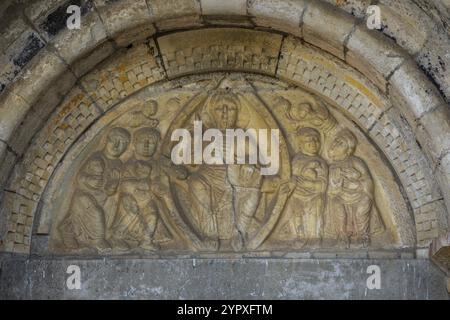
[{"xmin": 0, "ymin": 0, "xmax": 447, "ymax": 260}]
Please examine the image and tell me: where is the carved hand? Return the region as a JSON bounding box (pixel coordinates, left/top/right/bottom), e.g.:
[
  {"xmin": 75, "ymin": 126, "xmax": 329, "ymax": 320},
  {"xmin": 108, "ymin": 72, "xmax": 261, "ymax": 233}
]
[
  {"xmin": 228, "ymin": 164, "xmax": 263, "ymax": 188},
  {"xmin": 341, "ymin": 168, "xmax": 361, "ymax": 180},
  {"xmin": 87, "ymin": 175, "xmax": 104, "ymax": 189},
  {"xmin": 279, "ymin": 181, "xmax": 294, "ymax": 196}
]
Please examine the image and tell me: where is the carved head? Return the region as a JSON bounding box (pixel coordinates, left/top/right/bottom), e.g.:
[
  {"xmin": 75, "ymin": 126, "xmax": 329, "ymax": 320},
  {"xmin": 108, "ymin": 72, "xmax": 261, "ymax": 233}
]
[
  {"xmin": 142, "ymin": 99, "xmax": 158, "ymax": 118},
  {"xmin": 104, "ymin": 127, "xmax": 131, "ymax": 159},
  {"xmin": 204, "ymin": 90, "xmax": 240, "ymax": 130},
  {"xmin": 298, "ymin": 127, "xmax": 321, "ymax": 156},
  {"xmin": 328, "ymin": 129, "xmax": 357, "ymax": 162},
  {"xmin": 133, "ymin": 127, "xmax": 160, "ymax": 158},
  {"xmin": 80, "ymin": 158, "xmax": 105, "ymax": 190},
  {"xmin": 292, "ymin": 103, "xmax": 312, "ymax": 120}
]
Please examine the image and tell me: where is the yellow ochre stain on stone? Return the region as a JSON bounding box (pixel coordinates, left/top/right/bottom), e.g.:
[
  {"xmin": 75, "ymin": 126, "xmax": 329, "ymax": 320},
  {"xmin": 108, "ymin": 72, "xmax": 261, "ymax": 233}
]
[
  {"xmin": 299, "ymin": 52, "xmax": 384, "ymax": 109},
  {"xmin": 344, "ymin": 75, "xmax": 383, "ymax": 108}
]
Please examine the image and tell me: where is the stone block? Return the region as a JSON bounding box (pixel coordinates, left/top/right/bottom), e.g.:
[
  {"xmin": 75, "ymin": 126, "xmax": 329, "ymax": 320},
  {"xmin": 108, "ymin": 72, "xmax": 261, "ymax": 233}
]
[
  {"xmin": 389, "ymin": 59, "xmax": 444, "ymax": 125},
  {"xmin": 248, "ymin": 0, "xmax": 305, "ymax": 38},
  {"xmin": 303, "ymin": 1, "xmax": 355, "ymax": 60},
  {"xmin": 416, "ymin": 248, "xmax": 430, "ymax": 259},
  {"xmin": 376, "ymin": 0, "xmax": 429, "ymax": 55},
  {"xmin": 8, "ymin": 110, "xmax": 43, "ymax": 157},
  {"xmin": 9, "ymin": 48, "xmax": 68, "ymax": 107},
  {"xmin": 201, "ymin": 0, "xmax": 247, "ymax": 16},
  {"xmin": 0, "ymin": 141, "xmax": 16, "ymax": 188},
  {"xmin": 0, "ymin": 29, "xmax": 45, "ymax": 95},
  {"xmin": 0, "ymin": 190, "xmax": 37, "ymax": 253},
  {"xmin": 437, "ymin": 153, "xmax": 450, "ymax": 218},
  {"xmin": 71, "ymin": 40, "xmax": 115, "ymax": 78},
  {"xmin": 147, "ymin": 0, "xmax": 202, "ymax": 31},
  {"xmin": 0, "ymin": 15, "xmax": 28, "ymax": 54},
  {"xmin": 346, "ymin": 25, "xmax": 406, "ymax": 92},
  {"xmin": 415, "ymin": 104, "xmax": 450, "ymax": 164},
  {"xmin": 94, "ymin": 0, "xmax": 155, "ymax": 47},
  {"xmin": 322, "ymin": 0, "xmax": 371, "ymax": 19},
  {"xmin": 283, "ymin": 252, "xmax": 312, "ymax": 259},
  {"xmin": 416, "ymin": 26, "xmax": 450, "ymax": 102},
  {"xmin": 0, "ymin": 90, "xmax": 31, "ymax": 142},
  {"xmin": 49, "ymin": 5, "xmax": 108, "ymax": 65},
  {"xmin": 430, "ymin": 232, "xmax": 450, "ymax": 275},
  {"xmin": 29, "ymin": 0, "xmax": 94, "ymax": 41},
  {"xmin": 157, "ymin": 28, "xmax": 283, "ymax": 78},
  {"xmin": 113, "ymin": 24, "xmax": 156, "ymax": 48},
  {"xmin": 0, "ymin": 258, "xmax": 447, "ymax": 299},
  {"xmin": 24, "ymin": 0, "xmax": 69, "ymax": 23},
  {"xmin": 400, "ymin": 251, "xmax": 415, "ymax": 259},
  {"xmin": 367, "ymin": 251, "xmax": 400, "ymax": 259},
  {"xmin": 7, "ymin": 65, "xmax": 79, "ymax": 156},
  {"xmin": 80, "ymin": 41, "xmax": 165, "ymax": 111},
  {"xmin": 418, "ymin": 229, "xmax": 440, "ymax": 245}
]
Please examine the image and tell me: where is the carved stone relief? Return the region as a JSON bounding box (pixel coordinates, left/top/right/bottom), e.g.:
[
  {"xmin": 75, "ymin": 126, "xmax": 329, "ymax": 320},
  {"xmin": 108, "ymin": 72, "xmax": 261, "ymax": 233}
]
[{"xmin": 48, "ymin": 74, "xmax": 404, "ymax": 254}]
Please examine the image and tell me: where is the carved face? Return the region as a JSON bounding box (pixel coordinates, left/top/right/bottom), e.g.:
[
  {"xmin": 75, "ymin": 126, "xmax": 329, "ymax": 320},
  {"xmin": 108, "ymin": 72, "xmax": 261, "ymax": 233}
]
[
  {"xmin": 298, "ymin": 128, "xmax": 321, "ymax": 156},
  {"xmin": 142, "ymin": 100, "xmax": 158, "ymax": 118},
  {"xmin": 82, "ymin": 158, "xmax": 105, "ymax": 189},
  {"xmin": 210, "ymin": 96, "xmax": 238, "ymax": 130},
  {"xmin": 134, "ymin": 131, "xmax": 158, "ymax": 158},
  {"xmin": 299, "ymin": 134, "xmax": 320, "ymax": 156},
  {"xmin": 104, "ymin": 129, "xmax": 130, "ymax": 158},
  {"xmin": 329, "ymin": 135, "xmax": 354, "ymax": 162},
  {"xmin": 291, "ymin": 103, "xmax": 311, "ymax": 120}
]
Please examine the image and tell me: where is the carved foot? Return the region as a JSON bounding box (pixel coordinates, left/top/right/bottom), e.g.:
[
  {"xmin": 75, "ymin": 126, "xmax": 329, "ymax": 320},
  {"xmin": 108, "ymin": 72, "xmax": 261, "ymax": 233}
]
[
  {"xmin": 139, "ymin": 241, "xmax": 158, "ymax": 251},
  {"xmin": 201, "ymin": 238, "xmax": 220, "ymax": 252},
  {"xmin": 294, "ymin": 239, "xmax": 308, "ymax": 248},
  {"xmin": 231, "ymin": 230, "xmax": 245, "ymax": 252},
  {"xmin": 109, "ymin": 239, "xmax": 130, "ymax": 251},
  {"xmin": 95, "ymin": 239, "xmax": 112, "ymax": 254},
  {"xmin": 62, "ymin": 237, "xmax": 79, "ymax": 250},
  {"xmin": 361, "ymin": 236, "xmax": 371, "ymax": 248}
]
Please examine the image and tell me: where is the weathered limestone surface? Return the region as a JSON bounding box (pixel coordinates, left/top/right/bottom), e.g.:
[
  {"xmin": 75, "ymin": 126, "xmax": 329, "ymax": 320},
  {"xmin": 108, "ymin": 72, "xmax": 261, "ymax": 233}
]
[
  {"xmin": 322, "ymin": 0, "xmax": 372, "ymax": 19},
  {"xmin": 303, "ymin": 1, "xmax": 355, "ymax": 60},
  {"xmin": 416, "ymin": 104, "xmax": 450, "ymax": 164},
  {"xmin": 94, "ymin": 0, "xmax": 154, "ymax": 47},
  {"xmin": 80, "ymin": 41, "xmax": 165, "ymax": 111},
  {"xmin": 148, "ymin": 0, "xmax": 201, "ymax": 30},
  {"xmin": 0, "ymin": 89, "xmax": 31, "ymax": 143},
  {"xmin": 0, "ymin": 258, "xmax": 447, "ymax": 299},
  {"xmin": 201, "ymin": 0, "xmax": 247, "ymax": 16},
  {"xmin": 431, "ymin": 232, "xmax": 450, "ymax": 275},
  {"xmin": 324, "ymin": 0, "xmax": 450, "ymax": 102},
  {"xmin": 0, "ymin": 0, "xmax": 449, "ymax": 296},
  {"xmin": 389, "ymin": 58, "xmax": 445, "ymax": 127},
  {"xmin": 0, "ymin": 25, "xmax": 446, "ymax": 254},
  {"xmin": 0, "ymin": 141, "xmax": 15, "ymax": 188},
  {"xmin": 248, "ymin": 0, "xmax": 305, "ymax": 37},
  {"xmin": 438, "ymin": 153, "xmax": 450, "ymax": 217},
  {"xmin": 157, "ymin": 29, "xmax": 283, "ymax": 78},
  {"xmin": 345, "ymin": 25, "xmax": 407, "ymax": 92}
]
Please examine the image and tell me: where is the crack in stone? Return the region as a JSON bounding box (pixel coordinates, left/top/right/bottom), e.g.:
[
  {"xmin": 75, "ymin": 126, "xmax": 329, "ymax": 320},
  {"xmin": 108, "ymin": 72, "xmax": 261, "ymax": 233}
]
[{"xmin": 386, "ymin": 57, "xmax": 407, "ymax": 82}]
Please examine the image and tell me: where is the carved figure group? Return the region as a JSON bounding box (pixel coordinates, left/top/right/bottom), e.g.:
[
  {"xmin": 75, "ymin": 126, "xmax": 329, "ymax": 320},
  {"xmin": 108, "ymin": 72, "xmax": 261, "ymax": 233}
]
[
  {"xmin": 57, "ymin": 81, "xmax": 385, "ymax": 253},
  {"xmin": 59, "ymin": 102, "xmax": 187, "ymax": 252},
  {"xmin": 280, "ymin": 125, "xmax": 384, "ymax": 247}
]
